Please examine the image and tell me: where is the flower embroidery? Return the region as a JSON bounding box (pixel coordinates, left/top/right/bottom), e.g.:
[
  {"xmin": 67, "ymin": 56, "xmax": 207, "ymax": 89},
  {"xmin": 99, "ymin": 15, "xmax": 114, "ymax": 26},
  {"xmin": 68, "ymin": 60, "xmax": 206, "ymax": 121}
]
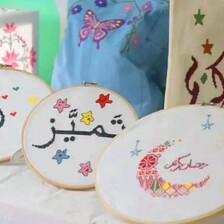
[
  {"xmin": 2, "ymin": 50, "xmax": 19, "ymax": 68},
  {"xmin": 95, "ymin": 0, "xmax": 108, "ymax": 8},
  {"xmin": 123, "ymin": 4, "xmax": 134, "ymax": 13},
  {"xmin": 0, "ymin": 23, "xmax": 37, "ymax": 71},
  {"xmin": 139, "ymin": 154, "xmax": 160, "ymax": 169},
  {"xmin": 71, "ymin": 4, "xmax": 82, "ymax": 15},
  {"xmin": 131, "ymin": 35, "xmax": 140, "ymax": 47},
  {"xmin": 142, "ymin": 1, "xmax": 152, "ymax": 12},
  {"xmin": 29, "ymin": 48, "xmax": 37, "ymax": 68},
  {"xmin": 3, "ymin": 23, "xmax": 16, "ymax": 33}
]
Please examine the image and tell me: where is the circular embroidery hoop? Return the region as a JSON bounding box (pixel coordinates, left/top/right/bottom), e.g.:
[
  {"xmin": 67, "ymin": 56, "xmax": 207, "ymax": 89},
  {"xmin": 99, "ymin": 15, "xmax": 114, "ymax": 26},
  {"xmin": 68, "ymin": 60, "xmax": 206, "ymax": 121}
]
[
  {"xmin": 0, "ymin": 68, "xmax": 52, "ymax": 162},
  {"xmin": 22, "ymin": 86, "xmax": 138, "ymax": 189},
  {"xmin": 96, "ymin": 105, "xmax": 224, "ymax": 223}
]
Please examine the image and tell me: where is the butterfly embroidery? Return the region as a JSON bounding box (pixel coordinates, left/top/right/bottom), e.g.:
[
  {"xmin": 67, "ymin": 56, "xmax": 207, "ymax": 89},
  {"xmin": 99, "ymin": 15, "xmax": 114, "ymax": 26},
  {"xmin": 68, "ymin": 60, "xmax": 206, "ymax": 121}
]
[{"xmin": 78, "ymin": 10, "xmax": 125, "ymax": 49}]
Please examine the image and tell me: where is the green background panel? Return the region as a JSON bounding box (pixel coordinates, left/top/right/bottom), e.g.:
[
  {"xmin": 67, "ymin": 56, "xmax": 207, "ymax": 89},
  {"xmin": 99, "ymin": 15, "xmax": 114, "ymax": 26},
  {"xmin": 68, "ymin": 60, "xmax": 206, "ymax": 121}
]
[{"xmin": 0, "ymin": 0, "xmax": 60, "ymax": 84}]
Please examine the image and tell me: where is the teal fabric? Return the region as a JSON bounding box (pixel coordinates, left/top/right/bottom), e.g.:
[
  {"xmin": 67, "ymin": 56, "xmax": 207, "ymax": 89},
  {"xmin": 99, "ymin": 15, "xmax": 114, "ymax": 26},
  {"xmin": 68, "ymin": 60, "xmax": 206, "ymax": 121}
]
[{"xmin": 52, "ymin": 0, "xmax": 169, "ymax": 118}]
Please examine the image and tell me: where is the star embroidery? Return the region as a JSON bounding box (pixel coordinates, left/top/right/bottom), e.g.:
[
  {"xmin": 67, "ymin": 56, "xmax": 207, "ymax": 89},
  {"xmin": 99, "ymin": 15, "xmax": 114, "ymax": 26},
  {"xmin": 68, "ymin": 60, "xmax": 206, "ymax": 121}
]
[
  {"xmin": 194, "ymin": 9, "xmax": 205, "ymax": 26},
  {"xmin": 96, "ymin": 94, "xmax": 113, "ymax": 108},
  {"xmin": 80, "ymin": 111, "xmax": 94, "ymax": 125},
  {"xmin": 53, "ymin": 98, "xmax": 71, "ymax": 113},
  {"xmin": 202, "ymin": 114, "xmax": 214, "ymax": 130},
  {"xmin": 202, "ymin": 39, "xmax": 213, "ymax": 55},
  {"xmin": 52, "ymin": 149, "xmax": 70, "ymax": 164},
  {"xmin": 78, "ymin": 161, "xmax": 93, "ymax": 176},
  {"xmin": 130, "ymin": 140, "xmax": 142, "ymax": 157}
]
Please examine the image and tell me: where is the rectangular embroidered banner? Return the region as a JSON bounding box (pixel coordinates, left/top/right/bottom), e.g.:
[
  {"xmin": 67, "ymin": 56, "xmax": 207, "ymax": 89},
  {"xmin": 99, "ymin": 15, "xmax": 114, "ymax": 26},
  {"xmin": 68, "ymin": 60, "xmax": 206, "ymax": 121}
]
[
  {"xmin": 165, "ymin": 0, "xmax": 224, "ymax": 108},
  {"xmin": 0, "ymin": 8, "xmax": 38, "ymax": 74}
]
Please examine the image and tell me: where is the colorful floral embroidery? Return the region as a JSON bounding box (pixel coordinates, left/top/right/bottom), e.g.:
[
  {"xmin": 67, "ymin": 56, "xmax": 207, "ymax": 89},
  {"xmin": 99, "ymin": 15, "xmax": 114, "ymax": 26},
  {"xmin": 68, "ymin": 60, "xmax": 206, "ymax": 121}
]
[
  {"xmin": 71, "ymin": 4, "xmax": 82, "ymax": 14},
  {"xmin": 139, "ymin": 154, "xmax": 159, "ymax": 169},
  {"xmin": 95, "ymin": 0, "xmax": 108, "ymax": 8},
  {"xmin": 3, "ymin": 23, "xmax": 16, "ymax": 33},
  {"xmin": 70, "ymin": 0, "xmax": 154, "ymax": 52},
  {"xmin": 2, "ymin": 50, "xmax": 19, "ymax": 68},
  {"xmin": 0, "ymin": 23, "xmax": 37, "ymax": 70}
]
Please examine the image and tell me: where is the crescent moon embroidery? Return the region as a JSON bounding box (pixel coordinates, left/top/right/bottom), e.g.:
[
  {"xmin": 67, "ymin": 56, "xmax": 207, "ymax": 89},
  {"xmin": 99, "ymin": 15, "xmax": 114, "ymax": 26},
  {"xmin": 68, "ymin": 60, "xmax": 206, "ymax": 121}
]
[
  {"xmin": 0, "ymin": 108, "xmax": 5, "ymax": 129},
  {"xmin": 137, "ymin": 140, "xmax": 210, "ymax": 198}
]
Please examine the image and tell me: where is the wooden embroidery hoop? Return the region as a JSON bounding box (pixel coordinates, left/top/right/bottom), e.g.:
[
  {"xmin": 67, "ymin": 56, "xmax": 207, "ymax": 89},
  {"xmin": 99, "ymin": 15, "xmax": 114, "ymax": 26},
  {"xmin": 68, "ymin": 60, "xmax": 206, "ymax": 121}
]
[
  {"xmin": 22, "ymin": 83, "xmax": 138, "ymax": 190},
  {"xmin": 0, "ymin": 67, "xmax": 52, "ymax": 163},
  {"xmin": 96, "ymin": 104, "xmax": 224, "ymax": 224}
]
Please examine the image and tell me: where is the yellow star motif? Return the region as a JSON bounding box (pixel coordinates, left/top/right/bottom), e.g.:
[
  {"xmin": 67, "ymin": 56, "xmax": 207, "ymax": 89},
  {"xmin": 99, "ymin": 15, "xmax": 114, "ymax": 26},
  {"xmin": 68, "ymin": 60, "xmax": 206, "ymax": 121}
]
[{"xmin": 80, "ymin": 111, "xmax": 94, "ymax": 125}]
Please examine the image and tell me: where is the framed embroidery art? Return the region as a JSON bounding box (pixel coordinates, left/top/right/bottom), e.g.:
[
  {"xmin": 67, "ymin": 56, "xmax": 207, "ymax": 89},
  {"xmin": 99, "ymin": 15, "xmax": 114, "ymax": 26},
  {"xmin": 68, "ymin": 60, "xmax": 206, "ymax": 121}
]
[
  {"xmin": 96, "ymin": 105, "xmax": 224, "ymax": 223},
  {"xmin": 22, "ymin": 85, "xmax": 137, "ymax": 189},
  {"xmin": 0, "ymin": 68, "xmax": 52, "ymax": 162},
  {"xmin": 165, "ymin": 0, "xmax": 224, "ymax": 109}
]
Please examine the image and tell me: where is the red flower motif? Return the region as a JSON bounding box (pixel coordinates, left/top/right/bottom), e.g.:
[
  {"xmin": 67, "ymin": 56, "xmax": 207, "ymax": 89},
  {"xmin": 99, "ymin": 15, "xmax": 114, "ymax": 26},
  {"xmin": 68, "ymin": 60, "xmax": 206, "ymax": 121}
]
[
  {"xmin": 3, "ymin": 23, "xmax": 16, "ymax": 33},
  {"xmin": 29, "ymin": 48, "xmax": 37, "ymax": 67},
  {"xmin": 95, "ymin": 93, "xmax": 113, "ymax": 108},
  {"xmin": 2, "ymin": 50, "xmax": 19, "ymax": 68},
  {"xmin": 139, "ymin": 154, "xmax": 159, "ymax": 170}
]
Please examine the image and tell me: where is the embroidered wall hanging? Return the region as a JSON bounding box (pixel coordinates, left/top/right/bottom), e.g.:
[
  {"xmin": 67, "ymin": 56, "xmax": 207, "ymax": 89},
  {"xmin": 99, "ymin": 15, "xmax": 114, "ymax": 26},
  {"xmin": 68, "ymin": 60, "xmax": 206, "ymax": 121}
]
[
  {"xmin": 22, "ymin": 85, "xmax": 137, "ymax": 190},
  {"xmin": 96, "ymin": 105, "xmax": 224, "ymax": 223},
  {"xmin": 165, "ymin": 0, "xmax": 224, "ymax": 109},
  {"xmin": 0, "ymin": 9, "xmax": 38, "ymax": 73},
  {"xmin": 0, "ymin": 68, "xmax": 52, "ymax": 162}
]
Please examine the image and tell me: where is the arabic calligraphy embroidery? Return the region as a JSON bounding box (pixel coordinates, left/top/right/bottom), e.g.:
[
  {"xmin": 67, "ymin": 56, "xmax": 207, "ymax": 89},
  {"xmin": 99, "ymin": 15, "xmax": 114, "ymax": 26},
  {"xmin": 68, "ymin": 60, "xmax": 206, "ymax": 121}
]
[
  {"xmin": 111, "ymin": 114, "xmax": 125, "ymax": 130},
  {"xmin": 164, "ymin": 153, "xmax": 208, "ymax": 172},
  {"xmin": 69, "ymin": 109, "xmax": 78, "ymax": 118},
  {"xmin": 32, "ymin": 117, "xmax": 116, "ymax": 149},
  {"xmin": 185, "ymin": 51, "xmax": 224, "ymax": 106},
  {"xmin": 0, "ymin": 109, "xmax": 5, "ymax": 128},
  {"xmin": 137, "ymin": 140, "xmax": 210, "ymax": 198}
]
